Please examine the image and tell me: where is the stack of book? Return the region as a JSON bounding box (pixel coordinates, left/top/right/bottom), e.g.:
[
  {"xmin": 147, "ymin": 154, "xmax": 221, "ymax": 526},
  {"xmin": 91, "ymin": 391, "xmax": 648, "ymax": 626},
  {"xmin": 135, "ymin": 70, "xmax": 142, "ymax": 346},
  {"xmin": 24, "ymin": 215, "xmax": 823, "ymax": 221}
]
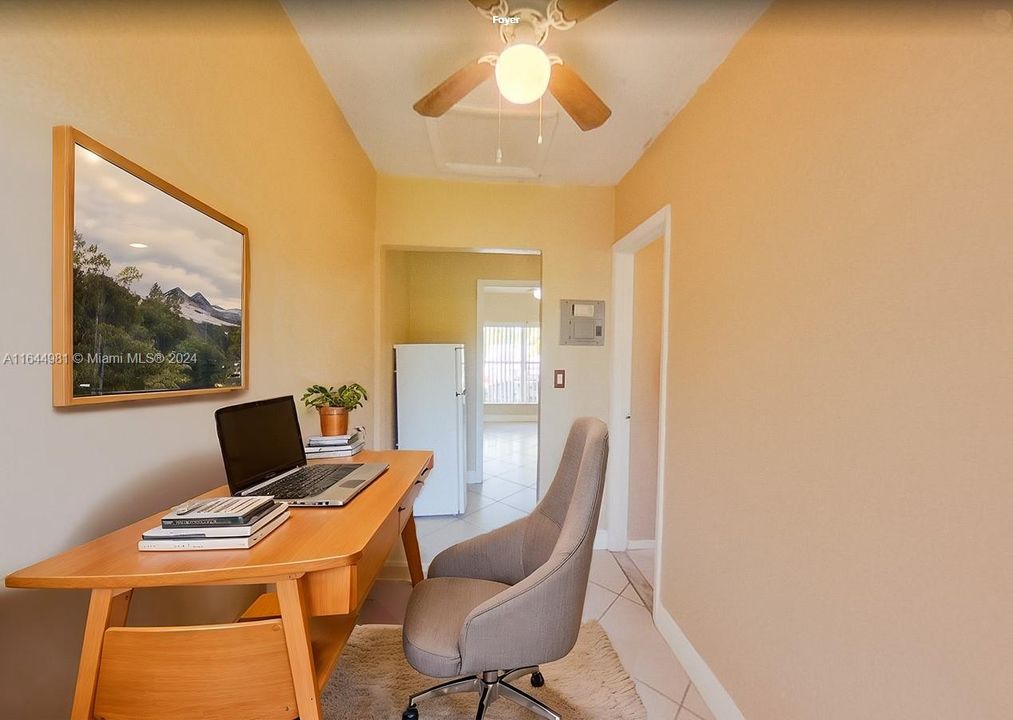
[
  {"xmin": 138, "ymin": 496, "xmax": 289, "ymax": 552},
  {"xmin": 304, "ymin": 427, "xmax": 366, "ymax": 459}
]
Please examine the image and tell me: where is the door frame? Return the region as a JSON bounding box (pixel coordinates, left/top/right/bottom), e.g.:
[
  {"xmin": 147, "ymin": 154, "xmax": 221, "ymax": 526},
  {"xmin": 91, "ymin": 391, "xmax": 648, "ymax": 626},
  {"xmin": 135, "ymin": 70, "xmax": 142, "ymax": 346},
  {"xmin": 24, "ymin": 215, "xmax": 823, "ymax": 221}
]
[
  {"xmin": 475, "ymin": 279, "xmax": 542, "ymax": 488},
  {"xmin": 607, "ymin": 205, "xmax": 672, "ymax": 592}
]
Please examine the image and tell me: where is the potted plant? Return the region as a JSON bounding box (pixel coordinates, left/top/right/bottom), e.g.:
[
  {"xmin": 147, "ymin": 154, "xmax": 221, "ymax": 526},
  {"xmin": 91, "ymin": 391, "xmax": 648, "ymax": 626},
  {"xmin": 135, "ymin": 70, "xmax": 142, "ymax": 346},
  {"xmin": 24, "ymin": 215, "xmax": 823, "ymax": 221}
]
[{"xmin": 301, "ymin": 383, "xmax": 368, "ymax": 436}]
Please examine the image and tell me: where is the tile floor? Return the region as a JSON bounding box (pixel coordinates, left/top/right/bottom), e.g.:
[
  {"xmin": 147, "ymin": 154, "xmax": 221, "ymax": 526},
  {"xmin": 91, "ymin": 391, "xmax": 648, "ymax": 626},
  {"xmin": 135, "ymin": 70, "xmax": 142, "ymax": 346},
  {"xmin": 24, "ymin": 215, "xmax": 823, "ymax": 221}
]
[
  {"xmin": 415, "ymin": 422, "xmax": 539, "ymax": 566},
  {"xmin": 359, "ymin": 422, "xmax": 714, "ymax": 720},
  {"xmin": 583, "ymin": 550, "xmax": 713, "ymax": 720},
  {"xmin": 628, "ymin": 546, "xmax": 657, "ymax": 587}
]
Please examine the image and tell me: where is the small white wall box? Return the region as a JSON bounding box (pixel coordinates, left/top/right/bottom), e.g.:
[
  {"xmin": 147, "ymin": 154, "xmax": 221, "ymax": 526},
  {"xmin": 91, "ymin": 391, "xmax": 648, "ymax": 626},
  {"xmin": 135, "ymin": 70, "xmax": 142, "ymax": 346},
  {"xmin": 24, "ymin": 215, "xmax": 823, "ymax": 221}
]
[{"xmin": 560, "ymin": 299, "xmax": 605, "ymax": 346}]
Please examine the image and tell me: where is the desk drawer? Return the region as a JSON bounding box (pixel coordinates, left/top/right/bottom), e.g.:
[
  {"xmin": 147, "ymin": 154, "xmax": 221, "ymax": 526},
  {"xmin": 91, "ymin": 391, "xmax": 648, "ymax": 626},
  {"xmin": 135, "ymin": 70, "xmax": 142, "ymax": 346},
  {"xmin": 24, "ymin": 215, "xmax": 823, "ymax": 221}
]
[
  {"xmin": 303, "ymin": 511, "xmax": 399, "ymax": 616},
  {"xmin": 398, "ymin": 468, "xmax": 429, "ymax": 531}
]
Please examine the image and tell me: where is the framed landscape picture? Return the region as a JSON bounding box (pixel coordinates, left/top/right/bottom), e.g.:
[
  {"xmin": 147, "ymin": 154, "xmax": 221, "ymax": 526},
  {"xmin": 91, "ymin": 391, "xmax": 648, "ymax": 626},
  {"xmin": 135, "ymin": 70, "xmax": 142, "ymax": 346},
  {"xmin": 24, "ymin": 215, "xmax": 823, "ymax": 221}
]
[{"xmin": 52, "ymin": 126, "xmax": 249, "ymax": 406}]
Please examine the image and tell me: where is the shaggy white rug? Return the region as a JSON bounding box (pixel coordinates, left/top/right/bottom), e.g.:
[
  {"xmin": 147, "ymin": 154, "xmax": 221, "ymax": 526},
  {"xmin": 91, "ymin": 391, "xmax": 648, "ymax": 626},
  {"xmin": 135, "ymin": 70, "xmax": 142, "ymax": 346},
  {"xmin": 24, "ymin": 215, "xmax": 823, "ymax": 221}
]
[{"xmin": 322, "ymin": 621, "xmax": 646, "ymax": 719}]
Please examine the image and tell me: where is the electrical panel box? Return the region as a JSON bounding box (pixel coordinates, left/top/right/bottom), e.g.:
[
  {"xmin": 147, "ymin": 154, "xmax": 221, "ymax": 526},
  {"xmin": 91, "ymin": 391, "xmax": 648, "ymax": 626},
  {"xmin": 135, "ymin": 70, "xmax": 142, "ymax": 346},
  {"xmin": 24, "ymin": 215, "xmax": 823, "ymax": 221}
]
[{"xmin": 560, "ymin": 299, "xmax": 605, "ymax": 346}]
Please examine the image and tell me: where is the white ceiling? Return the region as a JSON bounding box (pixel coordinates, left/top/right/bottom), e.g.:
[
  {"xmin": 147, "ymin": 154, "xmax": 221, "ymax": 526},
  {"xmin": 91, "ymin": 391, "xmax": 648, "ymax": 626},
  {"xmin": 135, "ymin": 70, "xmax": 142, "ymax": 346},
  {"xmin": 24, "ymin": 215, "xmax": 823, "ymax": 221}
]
[{"xmin": 283, "ymin": 0, "xmax": 768, "ymax": 186}]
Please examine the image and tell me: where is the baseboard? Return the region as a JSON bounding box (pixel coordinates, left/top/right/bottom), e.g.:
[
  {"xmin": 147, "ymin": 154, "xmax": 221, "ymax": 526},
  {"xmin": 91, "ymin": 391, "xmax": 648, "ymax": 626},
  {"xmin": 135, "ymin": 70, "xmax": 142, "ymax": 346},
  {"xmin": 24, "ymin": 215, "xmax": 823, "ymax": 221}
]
[
  {"xmin": 653, "ymin": 602, "xmax": 745, "ymax": 720},
  {"xmin": 627, "ymin": 539, "xmax": 656, "ymax": 551},
  {"xmin": 466, "ymin": 470, "xmax": 481, "ymax": 485},
  {"xmin": 483, "ymin": 414, "xmax": 538, "ymax": 423},
  {"xmin": 593, "ymin": 528, "xmax": 609, "ymax": 550}
]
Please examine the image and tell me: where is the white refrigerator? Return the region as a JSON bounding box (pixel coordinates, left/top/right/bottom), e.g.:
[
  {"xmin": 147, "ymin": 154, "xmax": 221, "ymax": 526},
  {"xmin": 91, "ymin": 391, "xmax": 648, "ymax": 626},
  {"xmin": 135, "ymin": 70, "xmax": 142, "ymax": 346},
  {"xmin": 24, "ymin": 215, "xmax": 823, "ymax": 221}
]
[{"xmin": 395, "ymin": 344, "xmax": 467, "ymax": 516}]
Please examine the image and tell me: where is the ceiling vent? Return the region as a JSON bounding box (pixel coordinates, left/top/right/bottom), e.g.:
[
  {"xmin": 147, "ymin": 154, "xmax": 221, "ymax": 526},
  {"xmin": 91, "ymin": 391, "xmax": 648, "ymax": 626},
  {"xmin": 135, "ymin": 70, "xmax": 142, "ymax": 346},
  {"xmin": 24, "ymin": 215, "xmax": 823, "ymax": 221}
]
[{"xmin": 426, "ymin": 105, "xmax": 557, "ymax": 180}]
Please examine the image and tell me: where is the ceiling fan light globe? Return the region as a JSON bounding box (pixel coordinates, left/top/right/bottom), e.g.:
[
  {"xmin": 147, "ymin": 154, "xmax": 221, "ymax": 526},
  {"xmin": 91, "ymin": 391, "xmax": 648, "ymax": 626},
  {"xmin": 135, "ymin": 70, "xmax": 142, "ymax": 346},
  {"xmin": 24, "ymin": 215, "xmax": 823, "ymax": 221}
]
[{"xmin": 495, "ymin": 43, "xmax": 551, "ymax": 105}]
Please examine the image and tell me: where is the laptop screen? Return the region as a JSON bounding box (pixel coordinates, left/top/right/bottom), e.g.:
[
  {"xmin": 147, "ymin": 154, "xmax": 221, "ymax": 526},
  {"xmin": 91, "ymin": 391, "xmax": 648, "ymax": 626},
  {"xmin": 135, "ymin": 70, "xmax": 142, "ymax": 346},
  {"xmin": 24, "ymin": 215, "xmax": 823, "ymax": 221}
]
[{"xmin": 215, "ymin": 396, "xmax": 306, "ymax": 494}]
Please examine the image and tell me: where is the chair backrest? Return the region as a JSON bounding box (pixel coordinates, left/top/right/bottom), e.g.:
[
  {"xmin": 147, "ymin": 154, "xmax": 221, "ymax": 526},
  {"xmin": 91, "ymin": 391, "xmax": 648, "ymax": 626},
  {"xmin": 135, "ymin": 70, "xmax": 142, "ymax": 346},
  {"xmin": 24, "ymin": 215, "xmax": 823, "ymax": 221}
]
[
  {"xmin": 520, "ymin": 417, "xmax": 610, "ymax": 578},
  {"xmin": 456, "ymin": 417, "xmax": 609, "ymax": 672}
]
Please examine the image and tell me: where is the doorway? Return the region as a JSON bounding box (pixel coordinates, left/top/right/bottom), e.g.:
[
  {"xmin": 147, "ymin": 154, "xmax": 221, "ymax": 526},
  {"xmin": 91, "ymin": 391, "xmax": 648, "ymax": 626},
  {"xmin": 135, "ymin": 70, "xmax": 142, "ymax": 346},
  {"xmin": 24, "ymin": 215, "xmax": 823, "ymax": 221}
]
[
  {"xmin": 607, "ymin": 206, "xmax": 671, "ymax": 612},
  {"xmin": 476, "ymin": 280, "xmax": 542, "ymax": 513}
]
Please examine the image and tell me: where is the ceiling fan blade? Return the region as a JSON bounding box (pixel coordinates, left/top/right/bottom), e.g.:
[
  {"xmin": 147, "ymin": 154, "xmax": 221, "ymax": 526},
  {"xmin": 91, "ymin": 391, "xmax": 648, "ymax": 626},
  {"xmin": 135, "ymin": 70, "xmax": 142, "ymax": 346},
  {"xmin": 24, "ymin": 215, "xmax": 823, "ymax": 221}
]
[
  {"xmin": 549, "ymin": 63, "xmax": 612, "ymax": 131},
  {"xmin": 556, "ymin": 0, "xmax": 618, "ymax": 24},
  {"xmin": 413, "ymin": 59, "xmax": 494, "ymax": 118}
]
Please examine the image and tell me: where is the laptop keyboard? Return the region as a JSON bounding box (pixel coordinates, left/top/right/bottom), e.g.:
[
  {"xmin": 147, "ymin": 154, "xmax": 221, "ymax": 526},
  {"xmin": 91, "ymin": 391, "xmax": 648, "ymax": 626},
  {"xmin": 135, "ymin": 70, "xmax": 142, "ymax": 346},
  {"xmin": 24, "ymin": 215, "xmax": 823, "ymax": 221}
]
[{"xmin": 265, "ymin": 464, "xmax": 357, "ymax": 499}]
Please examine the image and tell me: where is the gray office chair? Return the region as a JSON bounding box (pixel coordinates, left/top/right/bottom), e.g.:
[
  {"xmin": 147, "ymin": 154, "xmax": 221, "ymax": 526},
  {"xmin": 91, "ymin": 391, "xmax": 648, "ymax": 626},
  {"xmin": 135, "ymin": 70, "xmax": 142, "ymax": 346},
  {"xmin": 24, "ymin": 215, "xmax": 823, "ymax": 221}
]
[{"xmin": 400, "ymin": 417, "xmax": 609, "ymax": 720}]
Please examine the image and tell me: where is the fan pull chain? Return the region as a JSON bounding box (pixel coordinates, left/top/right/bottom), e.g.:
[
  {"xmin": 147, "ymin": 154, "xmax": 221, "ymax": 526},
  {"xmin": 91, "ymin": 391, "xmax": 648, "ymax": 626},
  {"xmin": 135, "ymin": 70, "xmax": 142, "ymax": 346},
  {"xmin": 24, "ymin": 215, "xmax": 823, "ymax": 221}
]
[
  {"xmin": 496, "ymin": 93, "xmax": 503, "ymax": 164},
  {"xmin": 538, "ymin": 95, "xmax": 543, "ymax": 145}
]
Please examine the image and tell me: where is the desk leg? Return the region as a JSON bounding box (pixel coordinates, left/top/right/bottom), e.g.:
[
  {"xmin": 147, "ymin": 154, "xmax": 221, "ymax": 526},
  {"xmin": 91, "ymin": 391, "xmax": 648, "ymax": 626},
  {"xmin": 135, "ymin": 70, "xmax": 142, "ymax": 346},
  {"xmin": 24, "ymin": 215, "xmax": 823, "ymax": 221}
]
[
  {"xmin": 70, "ymin": 587, "xmax": 132, "ymax": 720},
  {"xmin": 277, "ymin": 577, "xmax": 322, "ymax": 720},
  {"xmin": 402, "ymin": 513, "xmax": 424, "ymax": 586}
]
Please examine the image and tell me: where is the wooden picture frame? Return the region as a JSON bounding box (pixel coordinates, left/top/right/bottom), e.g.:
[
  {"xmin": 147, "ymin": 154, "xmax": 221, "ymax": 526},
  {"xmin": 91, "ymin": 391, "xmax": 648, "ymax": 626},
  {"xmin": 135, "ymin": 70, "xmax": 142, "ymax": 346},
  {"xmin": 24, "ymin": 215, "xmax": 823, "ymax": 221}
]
[{"xmin": 52, "ymin": 126, "xmax": 249, "ymax": 407}]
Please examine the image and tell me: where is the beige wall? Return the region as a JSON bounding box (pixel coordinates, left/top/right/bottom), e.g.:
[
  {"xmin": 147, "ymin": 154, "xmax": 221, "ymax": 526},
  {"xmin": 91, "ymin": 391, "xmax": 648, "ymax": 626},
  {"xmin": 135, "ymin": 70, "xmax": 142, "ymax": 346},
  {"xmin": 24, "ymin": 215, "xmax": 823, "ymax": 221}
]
[
  {"xmin": 628, "ymin": 238, "xmax": 663, "ymax": 542},
  {"xmin": 375, "ymin": 176, "xmax": 614, "ymax": 496},
  {"xmin": 0, "ymin": 3, "xmax": 375, "ymax": 718},
  {"xmin": 397, "ymin": 251, "xmax": 542, "ymax": 474},
  {"xmin": 616, "ymin": 2, "xmax": 1013, "ymax": 718}
]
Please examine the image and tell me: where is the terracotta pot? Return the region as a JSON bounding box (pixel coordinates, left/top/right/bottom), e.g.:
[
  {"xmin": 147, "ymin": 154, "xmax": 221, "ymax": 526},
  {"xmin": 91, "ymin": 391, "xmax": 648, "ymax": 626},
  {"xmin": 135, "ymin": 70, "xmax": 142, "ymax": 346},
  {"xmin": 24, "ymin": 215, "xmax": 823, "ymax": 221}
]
[{"xmin": 318, "ymin": 406, "xmax": 349, "ymax": 436}]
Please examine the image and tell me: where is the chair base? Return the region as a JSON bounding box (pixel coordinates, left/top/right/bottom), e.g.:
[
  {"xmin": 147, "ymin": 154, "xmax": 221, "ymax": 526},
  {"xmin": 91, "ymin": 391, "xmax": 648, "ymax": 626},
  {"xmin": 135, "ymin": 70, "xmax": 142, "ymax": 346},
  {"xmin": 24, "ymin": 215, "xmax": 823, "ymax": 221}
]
[{"xmin": 404, "ymin": 666, "xmax": 559, "ymax": 720}]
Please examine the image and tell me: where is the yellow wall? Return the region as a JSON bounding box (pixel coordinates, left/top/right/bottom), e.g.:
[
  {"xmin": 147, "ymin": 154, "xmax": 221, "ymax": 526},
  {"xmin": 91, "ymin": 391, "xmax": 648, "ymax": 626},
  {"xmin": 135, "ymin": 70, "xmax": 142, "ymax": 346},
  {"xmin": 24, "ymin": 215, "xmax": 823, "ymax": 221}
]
[
  {"xmin": 628, "ymin": 238, "xmax": 663, "ymax": 541},
  {"xmin": 376, "ymin": 248, "xmax": 411, "ymax": 449},
  {"xmin": 375, "ymin": 176, "xmax": 614, "ymax": 495},
  {"xmin": 616, "ymin": 3, "xmax": 1013, "ymax": 718},
  {"xmin": 0, "ymin": 3, "xmax": 375, "ymax": 717}
]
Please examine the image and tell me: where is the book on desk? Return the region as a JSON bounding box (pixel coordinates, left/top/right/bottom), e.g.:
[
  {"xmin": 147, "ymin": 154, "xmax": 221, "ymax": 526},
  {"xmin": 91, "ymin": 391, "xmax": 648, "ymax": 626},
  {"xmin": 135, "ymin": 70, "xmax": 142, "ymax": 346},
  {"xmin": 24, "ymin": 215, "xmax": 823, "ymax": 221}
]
[
  {"xmin": 139, "ymin": 496, "xmax": 290, "ymax": 551},
  {"xmin": 304, "ymin": 427, "xmax": 366, "ymax": 458}
]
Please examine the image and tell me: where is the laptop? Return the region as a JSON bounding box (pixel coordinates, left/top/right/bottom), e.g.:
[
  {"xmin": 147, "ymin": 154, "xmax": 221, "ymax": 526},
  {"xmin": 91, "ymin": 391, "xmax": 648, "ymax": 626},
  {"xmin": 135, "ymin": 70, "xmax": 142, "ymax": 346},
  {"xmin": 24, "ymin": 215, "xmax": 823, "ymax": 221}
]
[{"xmin": 215, "ymin": 396, "xmax": 387, "ymax": 507}]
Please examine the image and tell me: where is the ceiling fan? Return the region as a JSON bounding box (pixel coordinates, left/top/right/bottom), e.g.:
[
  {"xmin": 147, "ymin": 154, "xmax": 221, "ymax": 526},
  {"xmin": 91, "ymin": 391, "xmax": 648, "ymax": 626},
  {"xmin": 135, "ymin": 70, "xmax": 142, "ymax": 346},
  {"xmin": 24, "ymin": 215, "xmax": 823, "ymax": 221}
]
[{"xmin": 413, "ymin": 0, "xmax": 616, "ymax": 131}]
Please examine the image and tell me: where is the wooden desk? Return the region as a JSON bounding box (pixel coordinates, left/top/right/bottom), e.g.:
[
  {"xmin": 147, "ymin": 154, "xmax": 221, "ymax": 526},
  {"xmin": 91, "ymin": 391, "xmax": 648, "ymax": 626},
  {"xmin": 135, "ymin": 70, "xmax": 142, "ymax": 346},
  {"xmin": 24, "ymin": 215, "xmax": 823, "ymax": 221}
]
[{"xmin": 5, "ymin": 450, "xmax": 432, "ymax": 720}]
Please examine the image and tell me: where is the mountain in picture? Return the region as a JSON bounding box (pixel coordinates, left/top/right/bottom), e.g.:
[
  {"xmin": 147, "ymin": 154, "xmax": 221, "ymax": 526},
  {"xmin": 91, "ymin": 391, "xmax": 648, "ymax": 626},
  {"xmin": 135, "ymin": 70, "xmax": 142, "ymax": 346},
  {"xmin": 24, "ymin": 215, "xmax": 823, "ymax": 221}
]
[{"xmin": 165, "ymin": 287, "xmax": 241, "ymax": 327}]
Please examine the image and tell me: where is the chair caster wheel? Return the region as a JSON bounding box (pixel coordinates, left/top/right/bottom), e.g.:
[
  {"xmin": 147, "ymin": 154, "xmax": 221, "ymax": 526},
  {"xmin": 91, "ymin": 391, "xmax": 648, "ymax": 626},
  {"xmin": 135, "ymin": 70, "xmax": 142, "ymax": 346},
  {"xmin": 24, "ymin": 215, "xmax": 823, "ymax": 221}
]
[
  {"xmin": 531, "ymin": 671, "xmax": 545, "ymax": 688},
  {"xmin": 402, "ymin": 705, "xmax": 419, "ymax": 720}
]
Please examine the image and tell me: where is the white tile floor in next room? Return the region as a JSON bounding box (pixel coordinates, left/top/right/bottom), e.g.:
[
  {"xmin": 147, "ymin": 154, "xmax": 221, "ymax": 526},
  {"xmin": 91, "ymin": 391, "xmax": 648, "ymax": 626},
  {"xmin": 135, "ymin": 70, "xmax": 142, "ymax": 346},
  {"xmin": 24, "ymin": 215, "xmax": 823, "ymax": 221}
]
[{"xmin": 361, "ymin": 422, "xmax": 714, "ymax": 720}]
